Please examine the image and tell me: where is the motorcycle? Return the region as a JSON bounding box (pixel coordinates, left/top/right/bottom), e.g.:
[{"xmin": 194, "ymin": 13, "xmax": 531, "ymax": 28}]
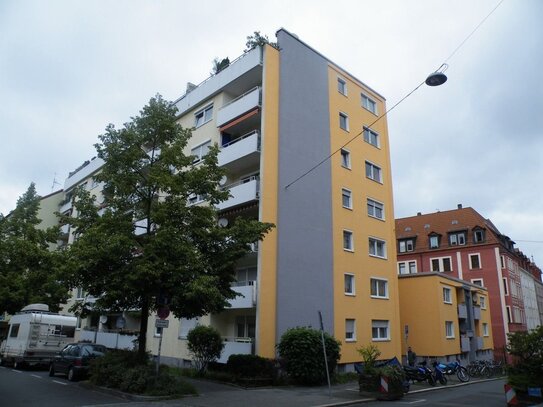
[
  {"xmin": 403, "ymin": 361, "xmax": 436, "ymax": 386},
  {"xmin": 431, "ymin": 361, "xmax": 448, "ymax": 385},
  {"xmin": 435, "ymin": 360, "xmax": 470, "ymax": 382}
]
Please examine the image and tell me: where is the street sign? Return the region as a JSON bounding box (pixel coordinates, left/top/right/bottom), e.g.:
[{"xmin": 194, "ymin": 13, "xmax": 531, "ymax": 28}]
[
  {"xmin": 157, "ymin": 306, "xmax": 170, "ymax": 320},
  {"xmin": 155, "ymin": 318, "xmax": 169, "ymax": 329}
]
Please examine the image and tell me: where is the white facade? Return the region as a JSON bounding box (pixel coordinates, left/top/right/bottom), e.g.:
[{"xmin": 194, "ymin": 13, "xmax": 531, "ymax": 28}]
[{"xmin": 520, "ymin": 268, "xmax": 541, "ymax": 330}]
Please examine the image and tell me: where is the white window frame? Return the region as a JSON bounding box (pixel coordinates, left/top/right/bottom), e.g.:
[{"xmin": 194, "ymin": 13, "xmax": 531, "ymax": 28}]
[
  {"xmin": 188, "ymin": 193, "xmax": 205, "ymax": 205},
  {"xmin": 345, "ymin": 319, "xmax": 356, "ymax": 342},
  {"xmin": 340, "ymin": 148, "xmax": 351, "ymax": 169},
  {"xmin": 430, "ymin": 256, "xmax": 452, "ymax": 272},
  {"xmin": 361, "ymin": 93, "xmax": 377, "ymax": 114},
  {"xmin": 370, "ymin": 278, "xmax": 389, "ymax": 299},
  {"xmin": 343, "ymin": 230, "xmax": 354, "ymax": 252},
  {"xmin": 398, "ymin": 239, "xmax": 414, "ymax": 253},
  {"xmin": 342, "ymin": 188, "xmax": 352, "ymax": 209},
  {"xmin": 191, "ymin": 139, "xmax": 212, "ymax": 164},
  {"xmin": 369, "ymin": 237, "xmax": 387, "ymax": 259},
  {"xmin": 154, "ymin": 326, "xmax": 163, "ymax": 337},
  {"xmin": 344, "ymin": 273, "xmax": 355, "ymax": 295},
  {"xmin": 445, "ymin": 321, "xmax": 455, "ymax": 338},
  {"xmin": 367, "ymin": 198, "xmax": 384, "ymax": 220},
  {"xmin": 365, "ymin": 161, "xmax": 382, "ymax": 183},
  {"xmin": 194, "ymin": 104, "xmax": 213, "ymax": 128},
  {"xmin": 506, "ymin": 306, "xmax": 512, "ymax": 323},
  {"xmin": 339, "ymin": 112, "xmax": 349, "ymax": 131},
  {"xmin": 408, "ymin": 261, "xmax": 417, "ymax": 274},
  {"xmin": 471, "ymin": 278, "xmax": 484, "ymax": 287},
  {"xmin": 371, "ymin": 320, "xmax": 390, "ymax": 341},
  {"xmin": 429, "ymin": 235, "xmax": 440, "ymax": 249},
  {"xmin": 449, "ymin": 232, "xmax": 466, "ymax": 246},
  {"xmin": 480, "ymin": 295, "xmax": 486, "ymax": 309},
  {"xmin": 443, "ymin": 287, "xmax": 452, "ymax": 304},
  {"xmin": 337, "ymin": 77, "xmax": 347, "ymax": 96},
  {"xmin": 503, "ymin": 278, "xmax": 509, "ymax": 296},
  {"xmin": 483, "ymin": 323, "xmax": 489, "ymax": 337},
  {"xmin": 363, "ymin": 126, "xmax": 380, "ymax": 148},
  {"xmin": 473, "ymin": 229, "xmax": 485, "ymax": 243},
  {"xmin": 178, "ymin": 318, "xmax": 199, "ymax": 340},
  {"xmin": 398, "ymin": 262, "xmax": 407, "ymax": 275},
  {"xmin": 469, "ymin": 253, "xmax": 482, "ymax": 269}
]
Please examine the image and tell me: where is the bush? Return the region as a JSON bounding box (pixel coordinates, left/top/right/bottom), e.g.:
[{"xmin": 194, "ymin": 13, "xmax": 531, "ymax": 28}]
[
  {"xmin": 507, "ymin": 326, "xmax": 543, "ymax": 390},
  {"xmin": 187, "ymin": 325, "xmax": 225, "ymax": 373},
  {"xmin": 277, "ymin": 327, "xmax": 341, "ymax": 385},
  {"xmin": 227, "ymin": 354, "xmax": 274, "ymax": 378}
]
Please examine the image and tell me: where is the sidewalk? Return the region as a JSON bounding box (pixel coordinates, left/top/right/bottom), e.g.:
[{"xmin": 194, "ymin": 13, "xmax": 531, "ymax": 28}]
[{"xmin": 107, "ymin": 375, "xmax": 504, "ymax": 407}]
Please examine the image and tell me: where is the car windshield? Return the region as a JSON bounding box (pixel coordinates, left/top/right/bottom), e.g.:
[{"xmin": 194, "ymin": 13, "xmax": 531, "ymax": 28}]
[{"xmin": 80, "ymin": 345, "xmax": 106, "ymax": 356}]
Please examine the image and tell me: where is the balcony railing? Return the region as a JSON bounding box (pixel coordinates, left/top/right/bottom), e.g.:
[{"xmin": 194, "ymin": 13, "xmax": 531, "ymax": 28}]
[
  {"xmin": 217, "ymin": 337, "xmax": 253, "ymax": 363},
  {"xmin": 79, "ymin": 329, "xmax": 138, "ymax": 350},
  {"xmin": 473, "ymin": 305, "xmax": 481, "ymax": 320},
  {"xmin": 217, "ymin": 87, "xmax": 261, "ymax": 128},
  {"xmin": 216, "ymin": 176, "xmax": 259, "ymax": 211},
  {"xmin": 461, "ymin": 336, "xmax": 470, "ymax": 352},
  {"xmin": 59, "ymin": 200, "xmax": 73, "ymax": 214},
  {"xmin": 475, "ymin": 336, "xmax": 484, "ymax": 350},
  {"xmin": 218, "ymin": 130, "xmax": 260, "ymax": 169},
  {"xmin": 458, "ymin": 303, "xmax": 467, "ymax": 319},
  {"xmin": 228, "ymin": 282, "xmax": 256, "ymax": 309}
]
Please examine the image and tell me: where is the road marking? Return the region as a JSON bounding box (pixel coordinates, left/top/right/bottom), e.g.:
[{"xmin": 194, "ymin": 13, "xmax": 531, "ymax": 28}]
[
  {"xmin": 52, "ymin": 380, "xmax": 68, "ymax": 386},
  {"xmin": 13, "ymin": 369, "xmax": 23, "ymax": 373},
  {"xmin": 31, "ymin": 374, "xmax": 42, "ymax": 379},
  {"xmin": 400, "ymin": 400, "xmax": 426, "ymax": 404}
]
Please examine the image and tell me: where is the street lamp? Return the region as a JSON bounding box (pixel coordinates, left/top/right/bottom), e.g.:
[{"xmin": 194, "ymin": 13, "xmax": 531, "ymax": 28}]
[{"xmin": 425, "ymin": 64, "xmax": 449, "ymax": 87}]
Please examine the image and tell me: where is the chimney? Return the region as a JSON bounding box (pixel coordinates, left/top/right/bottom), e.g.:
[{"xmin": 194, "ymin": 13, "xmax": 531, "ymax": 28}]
[{"xmin": 457, "ymin": 204, "xmax": 463, "ymax": 209}]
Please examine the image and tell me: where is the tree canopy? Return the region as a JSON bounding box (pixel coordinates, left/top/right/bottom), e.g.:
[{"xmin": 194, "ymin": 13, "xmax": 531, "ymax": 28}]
[
  {"xmin": 0, "ymin": 183, "xmax": 69, "ymax": 314},
  {"xmin": 63, "ymin": 95, "xmax": 273, "ymax": 356}
]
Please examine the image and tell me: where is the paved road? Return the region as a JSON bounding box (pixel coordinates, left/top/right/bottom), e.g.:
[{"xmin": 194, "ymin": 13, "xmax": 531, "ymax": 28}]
[{"xmin": 0, "ymin": 365, "xmax": 128, "ymax": 407}]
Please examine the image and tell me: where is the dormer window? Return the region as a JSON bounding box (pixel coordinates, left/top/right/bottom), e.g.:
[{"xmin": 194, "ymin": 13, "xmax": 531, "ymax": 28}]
[
  {"xmin": 473, "ymin": 229, "xmax": 485, "ymax": 243},
  {"xmin": 398, "ymin": 238, "xmax": 415, "ymax": 253},
  {"xmin": 449, "ymin": 231, "xmax": 466, "ymax": 246}
]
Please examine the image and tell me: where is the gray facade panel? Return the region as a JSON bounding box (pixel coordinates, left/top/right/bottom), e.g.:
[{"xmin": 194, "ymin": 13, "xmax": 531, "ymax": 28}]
[{"xmin": 275, "ymin": 30, "xmax": 334, "ymax": 341}]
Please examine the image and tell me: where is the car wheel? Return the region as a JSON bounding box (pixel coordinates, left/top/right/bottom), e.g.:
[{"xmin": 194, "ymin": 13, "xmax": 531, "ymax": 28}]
[
  {"xmin": 13, "ymin": 360, "xmax": 23, "ymax": 370},
  {"xmin": 68, "ymin": 367, "xmax": 77, "ymax": 382},
  {"xmin": 49, "ymin": 364, "xmax": 55, "ymax": 377}
]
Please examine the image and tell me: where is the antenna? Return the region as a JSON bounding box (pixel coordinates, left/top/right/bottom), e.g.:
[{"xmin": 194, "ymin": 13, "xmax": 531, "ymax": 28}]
[{"xmin": 51, "ymin": 173, "xmax": 61, "ymax": 191}]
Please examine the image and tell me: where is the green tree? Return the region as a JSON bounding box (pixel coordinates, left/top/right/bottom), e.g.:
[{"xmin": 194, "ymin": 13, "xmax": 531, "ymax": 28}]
[
  {"xmin": 211, "ymin": 57, "xmax": 230, "ymax": 75},
  {"xmin": 187, "ymin": 325, "xmax": 224, "ymax": 373},
  {"xmin": 244, "ymin": 31, "xmax": 279, "ymax": 52},
  {"xmin": 277, "ymin": 327, "xmax": 341, "ymax": 385},
  {"xmin": 63, "ymin": 95, "xmax": 273, "ymax": 357},
  {"xmin": 507, "ymin": 326, "xmax": 543, "ymax": 389},
  {"xmin": 0, "ymin": 183, "xmax": 68, "ymax": 314}
]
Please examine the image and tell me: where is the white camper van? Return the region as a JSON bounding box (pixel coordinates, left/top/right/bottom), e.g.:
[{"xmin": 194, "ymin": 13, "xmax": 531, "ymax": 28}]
[{"xmin": 0, "ymin": 304, "xmax": 77, "ymax": 368}]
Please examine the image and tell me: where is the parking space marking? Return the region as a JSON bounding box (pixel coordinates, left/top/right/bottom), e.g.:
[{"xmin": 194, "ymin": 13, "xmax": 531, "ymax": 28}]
[
  {"xmin": 30, "ymin": 374, "xmax": 42, "ymax": 379},
  {"xmin": 400, "ymin": 400, "xmax": 426, "ymax": 404},
  {"xmin": 52, "ymin": 380, "xmax": 68, "ymax": 386}
]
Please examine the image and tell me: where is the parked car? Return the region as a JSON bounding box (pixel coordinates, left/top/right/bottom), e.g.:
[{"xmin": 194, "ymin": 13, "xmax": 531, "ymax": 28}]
[{"xmin": 49, "ymin": 343, "xmax": 106, "ymax": 381}]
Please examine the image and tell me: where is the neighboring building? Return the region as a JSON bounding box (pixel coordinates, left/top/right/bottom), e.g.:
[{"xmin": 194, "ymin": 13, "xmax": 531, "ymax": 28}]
[
  {"xmin": 54, "ymin": 29, "xmax": 401, "ymax": 368},
  {"xmin": 396, "ymin": 205, "xmax": 542, "ymax": 361},
  {"xmin": 398, "ymin": 272, "xmax": 493, "ymax": 363}
]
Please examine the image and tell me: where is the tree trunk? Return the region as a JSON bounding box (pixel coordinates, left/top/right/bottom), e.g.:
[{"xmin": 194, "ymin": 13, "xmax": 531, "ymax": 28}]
[{"xmin": 138, "ymin": 297, "xmax": 149, "ymax": 359}]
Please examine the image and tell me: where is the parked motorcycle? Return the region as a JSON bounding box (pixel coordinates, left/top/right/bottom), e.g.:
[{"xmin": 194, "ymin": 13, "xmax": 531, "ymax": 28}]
[
  {"xmin": 403, "ymin": 361, "xmax": 436, "ymax": 386},
  {"xmin": 431, "ymin": 361, "xmax": 448, "ymax": 385},
  {"xmin": 435, "ymin": 360, "xmax": 470, "ymax": 382}
]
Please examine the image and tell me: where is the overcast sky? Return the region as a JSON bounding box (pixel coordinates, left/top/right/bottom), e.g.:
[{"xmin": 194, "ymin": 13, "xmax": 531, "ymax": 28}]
[{"xmin": 1, "ymin": 0, "xmax": 542, "ymax": 268}]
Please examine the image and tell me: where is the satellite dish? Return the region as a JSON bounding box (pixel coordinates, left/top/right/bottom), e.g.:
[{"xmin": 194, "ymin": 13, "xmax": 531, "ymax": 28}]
[
  {"xmin": 218, "ymin": 218, "xmax": 229, "ymax": 227},
  {"xmin": 219, "ymin": 176, "xmax": 227, "ymax": 186},
  {"xmin": 99, "ymin": 315, "xmax": 108, "ymax": 324}
]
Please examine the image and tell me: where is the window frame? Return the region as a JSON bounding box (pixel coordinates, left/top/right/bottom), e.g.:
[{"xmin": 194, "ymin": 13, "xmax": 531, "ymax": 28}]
[
  {"xmin": 398, "ymin": 238, "xmax": 414, "ymax": 253},
  {"xmin": 430, "ymin": 256, "xmax": 453, "ymax": 272},
  {"xmin": 191, "ymin": 139, "xmax": 212, "ymax": 164},
  {"xmin": 361, "ymin": 93, "xmax": 378, "ymax": 115},
  {"xmin": 449, "ymin": 231, "xmax": 466, "ymax": 246},
  {"xmin": 369, "ymin": 237, "xmax": 387, "ymax": 259},
  {"xmin": 473, "ymin": 229, "xmax": 485, "ymax": 243},
  {"xmin": 370, "ymin": 278, "xmax": 389, "ymax": 299},
  {"xmin": 367, "ymin": 198, "xmax": 384, "ymax": 220},
  {"xmin": 194, "ymin": 104, "xmax": 213, "ymax": 128},
  {"xmin": 340, "ymin": 148, "xmax": 351, "ymax": 169},
  {"xmin": 339, "ymin": 112, "xmax": 349, "ymax": 131},
  {"xmin": 503, "ymin": 278, "xmax": 509, "ymax": 295},
  {"xmin": 480, "ymin": 295, "xmax": 486, "ymax": 309},
  {"xmin": 483, "ymin": 322, "xmax": 489, "ymax": 337},
  {"xmin": 469, "ymin": 253, "xmax": 482, "ymax": 269},
  {"xmin": 445, "ymin": 321, "xmax": 455, "ymax": 338},
  {"xmin": 429, "ymin": 235, "xmax": 440, "ymax": 249},
  {"xmin": 443, "ymin": 287, "xmax": 452, "ymax": 304},
  {"xmin": 345, "ymin": 319, "xmax": 356, "ymax": 342},
  {"xmin": 506, "ymin": 306, "xmax": 512, "ymax": 323},
  {"xmin": 344, "ymin": 273, "xmax": 355, "ymax": 296},
  {"xmin": 337, "ymin": 77, "xmax": 347, "ymax": 96},
  {"xmin": 371, "ymin": 320, "xmax": 390, "ymax": 341},
  {"xmin": 363, "ymin": 126, "xmax": 380, "ymax": 148},
  {"xmin": 471, "ymin": 278, "xmax": 484, "ymax": 287},
  {"xmin": 341, "ymin": 188, "xmax": 353, "ymax": 209},
  {"xmin": 365, "ymin": 161, "xmax": 382, "ymax": 183},
  {"xmin": 343, "ymin": 230, "xmax": 354, "ymax": 252}
]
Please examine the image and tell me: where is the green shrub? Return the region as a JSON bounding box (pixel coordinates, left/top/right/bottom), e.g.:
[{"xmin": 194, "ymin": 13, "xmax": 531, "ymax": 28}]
[
  {"xmin": 277, "ymin": 327, "xmax": 341, "ymax": 385},
  {"xmin": 187, "ymin": 325, "xmax": 225, "ymax": 373},
  {"xmin": 507, "ymin": 326, "xmax": 543, "ymax": 389},
  {"xmin": 227, "ymin": 354, "xmax": 274, "ymax": 378}
]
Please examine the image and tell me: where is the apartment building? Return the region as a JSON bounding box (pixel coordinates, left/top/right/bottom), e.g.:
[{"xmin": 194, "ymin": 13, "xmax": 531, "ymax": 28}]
[
  {"xmin": 54, "ymin": 29, "xmax": 401, "ymax": 368},
  {"xmin": 395, "ymin": 205, "xmax": 542, "ymax": 361}
]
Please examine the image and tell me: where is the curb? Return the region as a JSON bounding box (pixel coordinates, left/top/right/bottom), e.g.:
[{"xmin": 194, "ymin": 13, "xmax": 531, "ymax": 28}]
[{"xmin": 78, "ymin": 380, "xmax": 193, "ymax": 402}]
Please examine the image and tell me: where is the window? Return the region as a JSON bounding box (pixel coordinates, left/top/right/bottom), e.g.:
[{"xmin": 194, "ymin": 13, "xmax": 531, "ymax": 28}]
[
  {"xmin": 191, "ymin": 140, "xmax": 211, "ymax": 164},
  {"xmin": 370, "ymin": 278, "xmax": 388, "ymax": 298},
  {"xmin": 363, "ymin": 127, "xmax": 380, "ymax": 148},
  {"xmin": 343, "ymin": 230, "xmax": 353, "ymax": 251},
  {"xmin": 506, "ymin": 306, "xmax": 512, "ymax": 323},
  {"xmin": 339, "ymin": 112, "xmax": 349, "ymax": 131},
  {"xmin": 429, "ymin": 235, "xmax": 440, "ymax": 249},
  {"xmin": 188, "ymin": 193, "xmax": 205, "ymax": 205},
  {"xmin": 503, "ymin": 278, "xmax": 509, "ymax": 295},
  {"xmin": 340, "ymin": 149, "xmax": 351, "ymax": 168},
  {"xmin": 342, "ymin": 188, "xmax": 352, "ymax": 209},
  {"xmin": 345, "ymin": 319, "xmax": 356, "ymax": 341},
  {"xmin": 483, "ymin": 323, "xmax": 489, "ymax": 337},
  {"xmin": 154, "ymin": 326, "xmax": 163, "ymax": 337},
  {"xmin": 409, "ymin": 261, "xmax": 417, "ymax": 274},
  {"xmin": 344, "ymin": 274, "xmax": 355, "ymax": 295},
  {"xmin": 179, "ymin": 318, "xmax": 198, "ymax": 339},
  {"xmin": 480, "ymin": 295, "xmax": 486, "ymax": 309},
  {"xmin": 471, "ymin": 279, "xmax": 483, "ymax": 287},
  {"xmin": 473, "ymin": 229, "xmax": 485, "ymax": 243},
  {"xmin": 500, "ymin": 255, "xmax": 505, "ymax": 269},
  {"xmin": 431, "ymin": 257, "xmax": 452, "ymax": 272},
  {"xmin": 398, "ymin": 238, "xmax": 414, "ymax": 253},
  {"xmin": 449, "ymin": 232, "xmax": 466, "ymax": 246},
  {"xmin": 9, "ymin": 324, "xmax": 20, "ymax": 338},
  {"xmin": 365, "ymin": 161, "xmax": 382, "ymax": 183},
  {"xmin": 361, "ymin": 93, "xmax": 377, "ymax": 114},
  {"xmin": 337, "ymin": 78, "xmax": 347, "ymax": 95},
  {"xmin": 398, "ymin": 260, "xmax": 418, "ymax": 275},
  {"xmin": 76, "ymin": 287, "xmax": 84, "ymax": 299},
  {"xmin": 367, "ymin": 198, "xmax": 384, "ymax": 219},
  {"xmin": 369, "ymin": 238, "xmax": 386, "ymax": 258},
  {"xmin": 194, "ymin": 104, "xmax": 213, "ymax": 127},
  {"xmin": 398, "ymin": 263, "xmax": 406, "ymax": 275},
  {"xmin": 443, "ymin": 287, "xmax": 452, "ymax": 304},
  {"xmin": 469, "ymin": 254, "xmax": 481, "ymax": 269},
  {"xmin": 372, "ymin": 320, "xmax": 389, "ymax": 341},
  {"xmin": 445, "ymin": 321, "xmax": 455, "ymax": 338}
]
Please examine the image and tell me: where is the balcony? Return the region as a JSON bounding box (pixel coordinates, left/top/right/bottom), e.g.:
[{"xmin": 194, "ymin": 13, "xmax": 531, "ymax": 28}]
[
  {"xmin": 59, "ymin": 200, "xmax": 73, "ymax": 214},
  {"xmin": 218, "ymin": 131, "xmax": 260, "ymax": 172},
  {"xmin": 217, "ymin": 338, "xmax": 253, "ymax": 363},
  {"xmin": 461, "ymin": 336, "xmax": 470, "ymax": 352},
  {"xmin": 473, "ymin": 305, "xmax": 481, "ymax": 320},
  {"xmin": 458, "ymin": 303, "xmax": 467, "ymax": 319},
  {"xmin": 134, "ymin": 218, "xmax": 148, "ymax": 236},
  {"xmin": 216, "ymin": 176, "xmax": 259, "ymax": 211},
  {"xmin": 80, "ymin": 329, "xmax": 137, "ymax": 350},
  {"xmin": 173, "ymin": 47, "xmax": 263, "ymax": 117},
  {"xmin": 217, "ymin": 87, "xmax": 261, "ymax": 128},
  {"xmin": 229, "ymin": 282, "xmax": 256, "ymax": 309},
  {"xmin": 64, "ymin": 156, "xmax": 104, "ymax": 191},
  {"xmin": 475, "ymin": 336, "xmax": 484, "ymax": 350}
]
